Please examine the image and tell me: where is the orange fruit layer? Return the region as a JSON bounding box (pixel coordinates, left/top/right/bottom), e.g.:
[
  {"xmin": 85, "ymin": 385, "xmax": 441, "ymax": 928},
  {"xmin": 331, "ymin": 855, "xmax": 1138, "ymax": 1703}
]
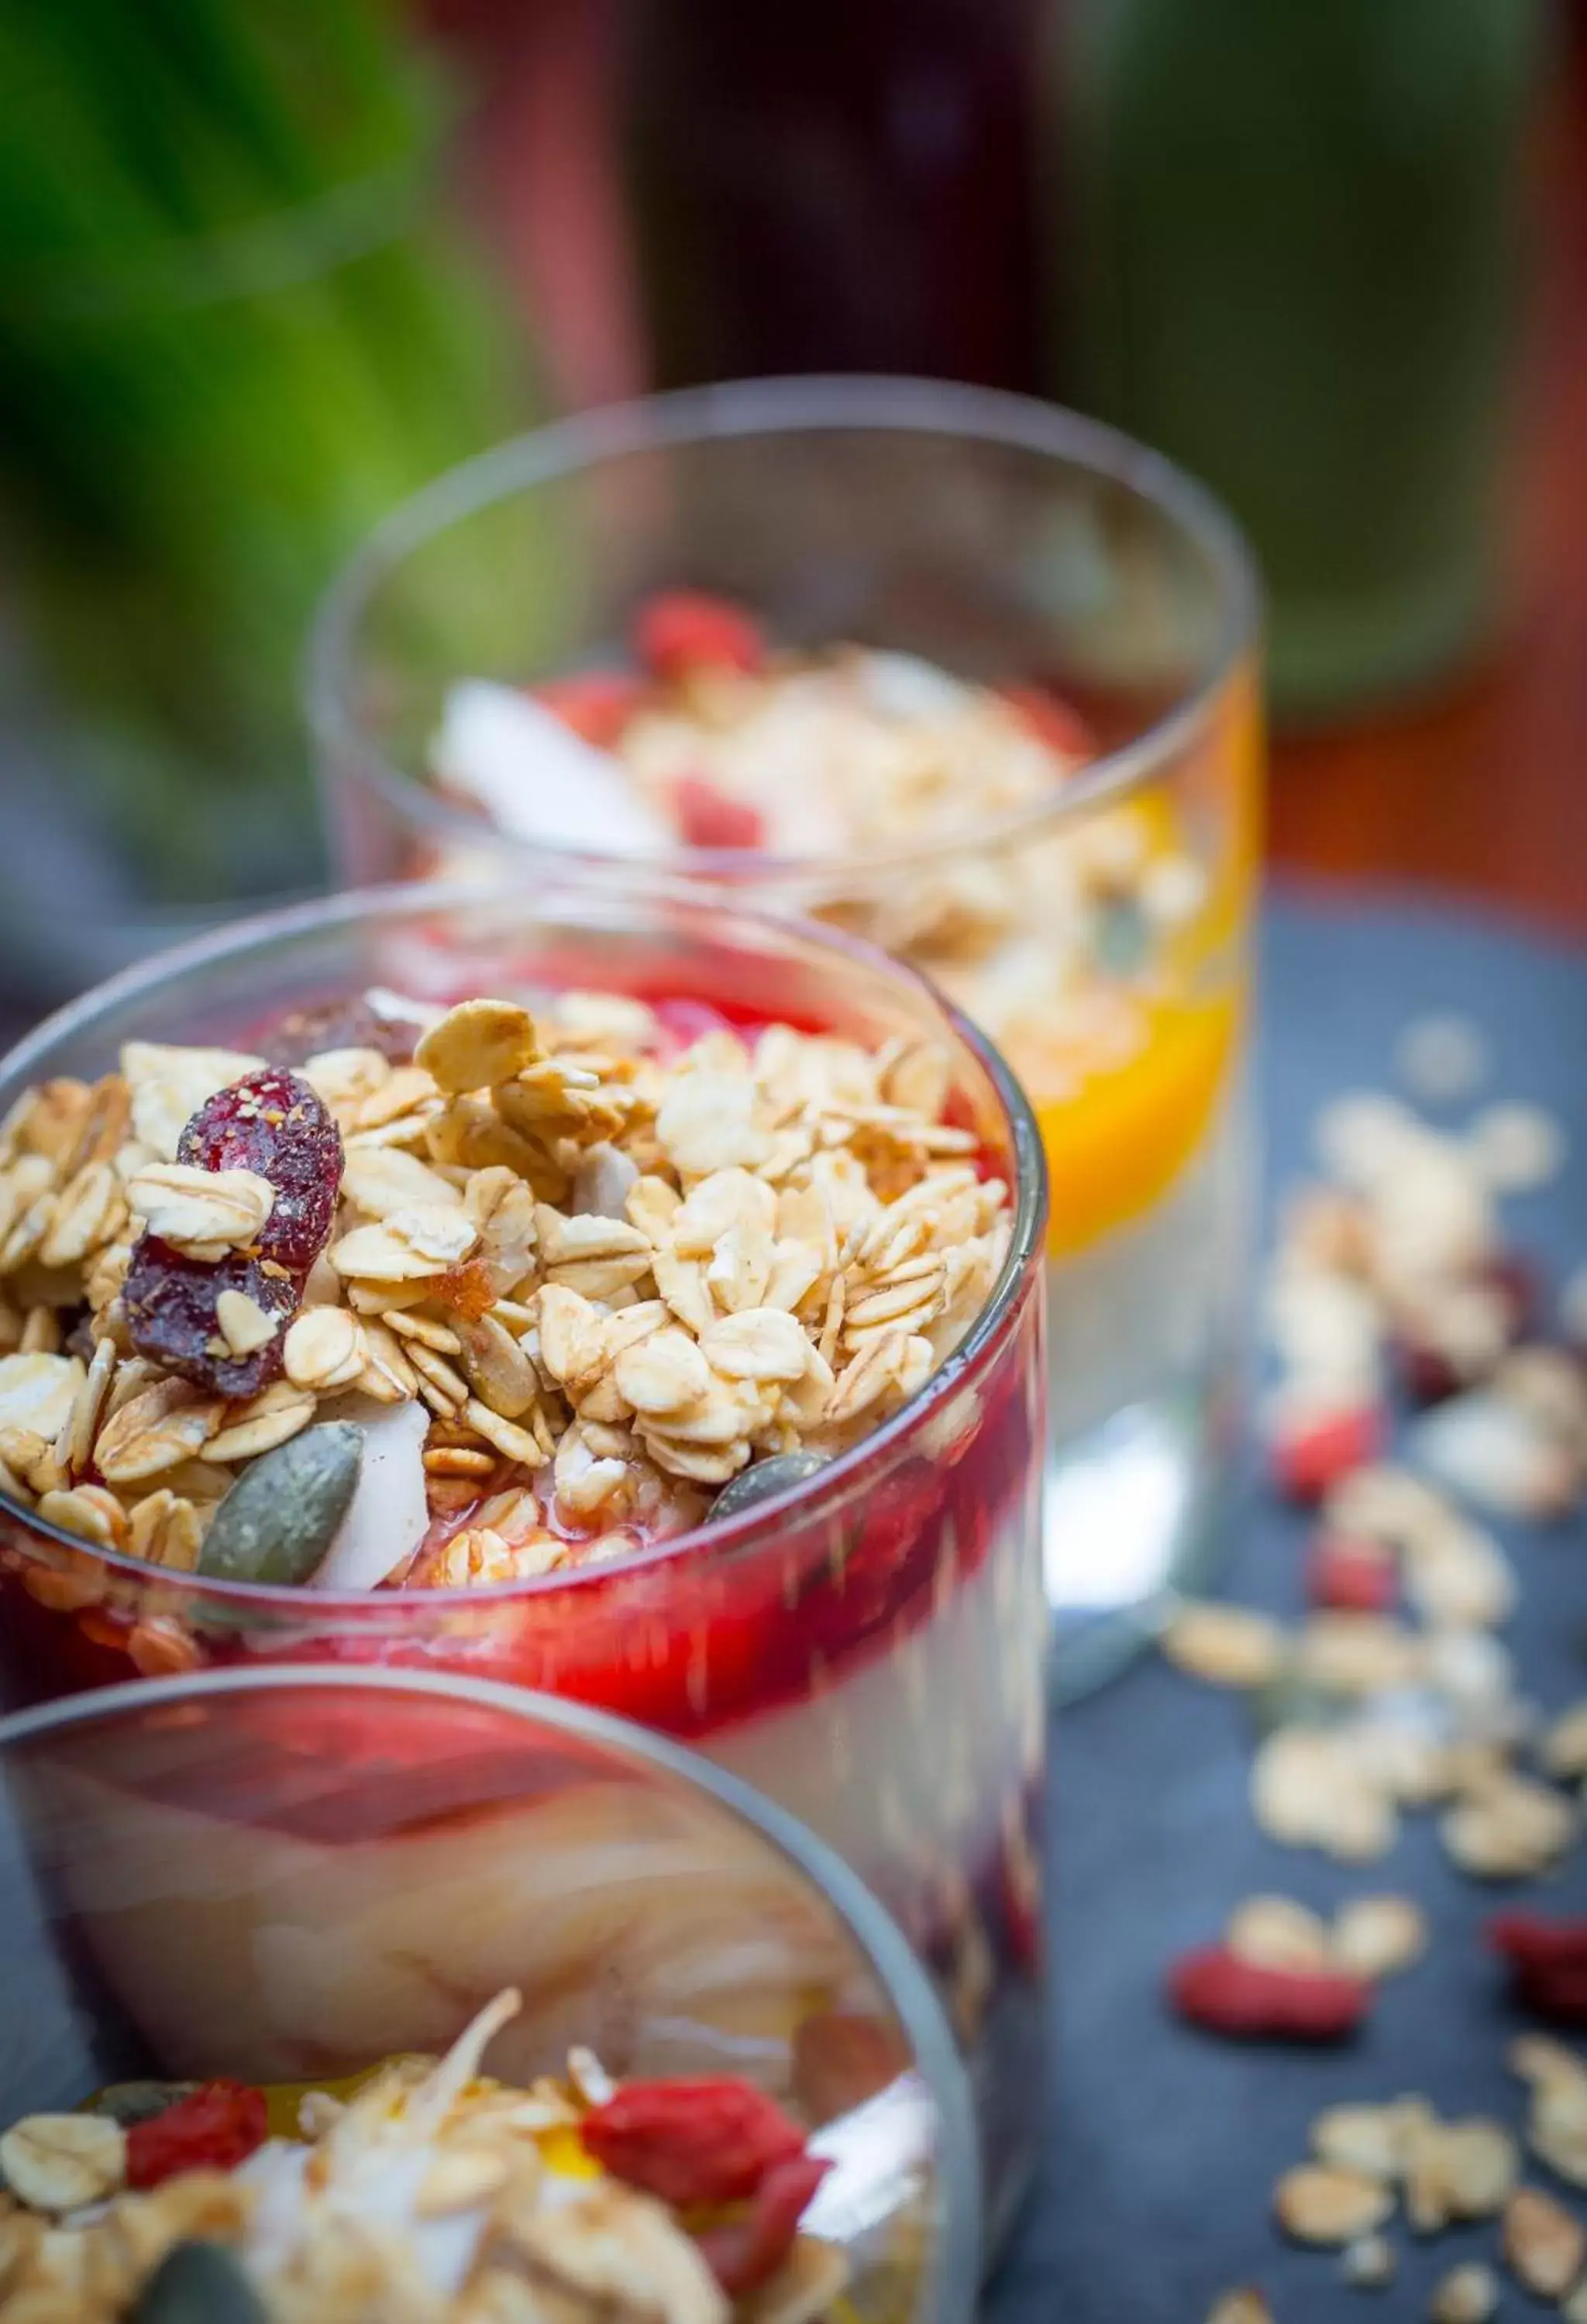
[{"xmin": 1031, "ymin": 992, "xmax": 1241, "ymax": 1260}]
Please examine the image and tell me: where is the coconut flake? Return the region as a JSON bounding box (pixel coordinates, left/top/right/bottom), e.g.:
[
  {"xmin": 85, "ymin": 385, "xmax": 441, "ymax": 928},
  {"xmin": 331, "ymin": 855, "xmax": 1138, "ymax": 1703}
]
[
  {"xmin": 435, "ymin": 681, "xmax": 670, "ymax": 854},
  {"xmin": 311, "ymin": 1396, "xmax": 431, "ymax": 1589},
  {"xmin": 858, "ymin": 649, "xmax": 973, "ymax": 721}
]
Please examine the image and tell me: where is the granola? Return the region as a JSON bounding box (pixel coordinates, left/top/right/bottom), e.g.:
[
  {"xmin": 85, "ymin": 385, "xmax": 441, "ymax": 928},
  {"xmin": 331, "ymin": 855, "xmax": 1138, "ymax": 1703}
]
[
  {"xmin": 0, "ymin": 988, "xmax": 1010, "ymax": 1594},
  {"xmin": 0, "ymin": 1991, "xmax": 855, "ymax": 2324},
  {"xmin": 432, "ymin": 616, "xmax": 1220, "ymax": 1138}
]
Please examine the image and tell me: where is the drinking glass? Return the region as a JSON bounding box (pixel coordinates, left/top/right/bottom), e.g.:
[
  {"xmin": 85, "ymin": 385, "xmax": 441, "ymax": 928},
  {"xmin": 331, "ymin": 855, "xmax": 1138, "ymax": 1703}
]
[
  {"xmin": 309, "ymin": 376, "xmax": 1262, "ymax": 1698},
  {"xmin": 0, "ymin": 1665, "xmax": 979, "ymax": 2322},
  {"xmin": 0, "ymin": 876, "xmax": 1048, "ymax": 2238}
]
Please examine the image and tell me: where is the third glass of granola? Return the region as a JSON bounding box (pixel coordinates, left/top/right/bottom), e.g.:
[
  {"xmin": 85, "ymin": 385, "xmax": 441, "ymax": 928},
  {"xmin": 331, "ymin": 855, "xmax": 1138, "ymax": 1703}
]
[{"xmin": 311, "ymin": 377, "xmax": 1262, "ymax": 1695}]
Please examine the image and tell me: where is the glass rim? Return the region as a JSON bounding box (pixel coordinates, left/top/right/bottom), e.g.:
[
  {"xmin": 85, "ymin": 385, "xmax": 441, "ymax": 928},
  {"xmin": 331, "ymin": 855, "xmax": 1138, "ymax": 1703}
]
[
  {"xmin": 306, "ymin": 373, "xmax": 1263, "ymax": 889},
  {"xmin": 0, "ymin": 1659, "xmax": 982, "ymax": 2324},
  {"xmin": 0, "ymin": 872, "xmax": 1047, "ymax": 1614}
]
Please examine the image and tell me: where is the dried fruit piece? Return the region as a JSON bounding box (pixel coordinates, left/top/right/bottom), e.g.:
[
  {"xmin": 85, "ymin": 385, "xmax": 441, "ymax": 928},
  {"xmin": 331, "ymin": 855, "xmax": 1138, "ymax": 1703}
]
[
  {"xmin": 1272, "ymin": 1405, "xmax": 1385, "ymax": 1504},
  {"xmin": 580, "ymin": 2077, "xmax": 807, "ymax": 2207},
  {"xmin": 0, "ymin": 2110, "xmax": 125, "ymax": 2210},
  {"xmin": 535, "ymin": 669, "xmax": 648, "ymax": 749},
  {"xmin": 177, "ymin": 1067, "xmax": 342, "ymax": 1274},
  {"xmin": 125, "ymin": 2082, "xmax": 267, "ymax": 2189},
  {"xmin": 1001, "ymin": 682, "xmax": 1096, "ymax": 761},
  {"xmin": 259, "ymin": 995, "xmax": 423, "ymax": 1068},
  {"xmin": 695, "ymin": 2153, "xmax": 831, "ymax": 2297},
  {"xmin": 1490, "ymin": 1915, "xmax": 1587, "ymax": 2027},
  {"xmin": 634, "ymin": 590, "xmax": 766, "ymax": 680},
  {"xmin": 1502, "ymin": 2185, "xmax": 1585, "ymax": 2298},
  {"xmin": 125, "ymin": 1069, "xmax": 343, "ymax": 1397},
  {"xmin": 673, "ymin": 775, "xmax": 768, "ymax": 851},
  {"xmin": 1306, "ymin": 1537, "xmax": 1396, "ymax": 1614},
  {"xmin": 1275, "ymin": 2163, "xmax": 1392, "ymax": 2245},
  {"xmin": 196, "ymin": 1423, "xmax": 363, "ymax": 1587},
  {"xmin": 1168, "ymin": 1945, "xmax": 1370, "ymax": 2040}
]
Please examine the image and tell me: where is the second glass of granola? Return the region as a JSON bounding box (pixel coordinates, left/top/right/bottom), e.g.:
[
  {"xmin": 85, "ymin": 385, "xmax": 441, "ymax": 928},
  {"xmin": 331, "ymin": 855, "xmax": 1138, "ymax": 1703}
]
[{"xmin": 311, "ymin": 377, "xmax": 1263, "ymax": 1695}]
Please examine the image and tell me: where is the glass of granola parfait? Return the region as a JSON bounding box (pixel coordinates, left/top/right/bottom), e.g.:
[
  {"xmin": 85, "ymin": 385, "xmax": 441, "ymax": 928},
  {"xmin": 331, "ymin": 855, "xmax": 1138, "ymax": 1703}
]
[
  {"xmin": 0, "ymin": 877, "xmax": 1046, "ymax": 2239},
  {"xmin": 0, "ymin": 1664, "xmax": 980, "ymax": 2324},
  {"xmin": 308, "ymin": 376, "xmax": 1262, "ymax": 1699}
]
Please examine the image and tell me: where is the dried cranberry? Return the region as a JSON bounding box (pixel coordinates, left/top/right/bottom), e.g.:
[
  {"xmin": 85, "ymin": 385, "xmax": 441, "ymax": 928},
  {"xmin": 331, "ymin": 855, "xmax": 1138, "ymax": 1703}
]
[
  {"xmin": 580, "ymin": 2077, "xmax": 808, "ymax": 2207},
  {"xmin": 534, "ymin": 670, "xmax": 648, "ymax": 748},
  {"xmin": 1395, "ymin": 1336, "xmax": 1468, "ymax": 1407},
  {"xmin": 126, "ymin": 2081, "xmax": 267, "ymax": 2188},
  {"xmin": 177, "ymin": 1067, "xmax": 342, "ymax": 1274},
  {"xmin": 1169, "ymin": 1945, "xmax": 1370, "ymax": 2040},
  {"xmin": 125, "ymin": 1068, "xmax": 343, "ymax": 1396},
  {"xmin": 673, "ymin": 775, "xmax": 768, "ymax": 851},
  {"xmin": 122, "ymin": 1243, "xmax": 298, "ymax": 1399},
  {"xmin": 259, "ymin": 999, "xmax": 422, "ymax": 1068},
  {"xmin": 696, "ymin": 2153, "xmax": 831, "ymax": 2295},
  {"xmin": 633, "ymin": 590, "xmax": 766, "ymax": 681},
  {"xmin": 1489, "ymin": 1915, "xmax": 1587, "ymax": 2025}
]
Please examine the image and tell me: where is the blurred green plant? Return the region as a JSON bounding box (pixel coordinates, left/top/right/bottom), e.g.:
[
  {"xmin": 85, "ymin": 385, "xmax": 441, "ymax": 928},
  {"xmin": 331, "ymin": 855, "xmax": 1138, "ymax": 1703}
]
[{"xmin": 0, "ymin": 0, "xmax": 535, "ymax": 916}]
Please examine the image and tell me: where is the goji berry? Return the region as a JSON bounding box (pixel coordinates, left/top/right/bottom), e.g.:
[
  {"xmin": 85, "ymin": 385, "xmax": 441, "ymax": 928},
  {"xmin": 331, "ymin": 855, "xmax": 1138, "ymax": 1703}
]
[
  {"xmin": 1489, "ymin": 1915, "xmax": 1587, "ymax": 2026},
  {"xmin": 1305, "ymin": 1536, "xmax": 1396, "ymax": 1614},
  {"xmin": 673, "ymin": 775, "xmax": 768, "ymax": 851},
  {"xmin": 1168, "ymin": 1945, "xmax": 1370, "ymax": 2040},
  {"xmin": 634, "ymin": 591, "xmax": 766, "ymax": 681},
  {"xmin": 695, "ymin": 2152, "xmax": 831, "ymax": 2295},
  {"xmin": 1001, "ymin": 683, "xmax": 1096, "ymax": 761},
  {"xmin": 1271, "ymin": 1405, "xmax": 1384, "ymax": 1504},
  {"xmin": 534, "ymin": 670, "xmax": 648, "ymax": 749},
  {"xmin": 579, "ymin": 2077, "xmax": 807, "ymax": 2207},
  {"xmin": 125, "ymin": 2081, "xmax": 268, "ymax": 2188}
]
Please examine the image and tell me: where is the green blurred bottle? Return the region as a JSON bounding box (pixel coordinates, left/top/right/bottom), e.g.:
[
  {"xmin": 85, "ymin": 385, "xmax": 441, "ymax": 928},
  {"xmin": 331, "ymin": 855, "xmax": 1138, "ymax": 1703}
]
[{"xmin": 1048, "ymin": 0, "xmax": 1544, "ymax": 719}]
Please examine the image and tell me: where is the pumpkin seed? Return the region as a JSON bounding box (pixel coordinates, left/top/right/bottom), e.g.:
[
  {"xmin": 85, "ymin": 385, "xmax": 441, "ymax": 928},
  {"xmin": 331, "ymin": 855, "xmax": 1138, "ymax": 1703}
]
[
  {"xmin": 88, "ymin": 2078, "xmax": 198, "ymax": 2126},
  {"xmin": 710, "ymin": 1449, "xmax": 829, "ymax": 1522},
  {"xmin": 131, "ymin": 2240, "xmax": 267, "ymax": 2324},
  {"xmin": 197, "ymin": 1422, "xmax": 362, "ymax": 1585}
]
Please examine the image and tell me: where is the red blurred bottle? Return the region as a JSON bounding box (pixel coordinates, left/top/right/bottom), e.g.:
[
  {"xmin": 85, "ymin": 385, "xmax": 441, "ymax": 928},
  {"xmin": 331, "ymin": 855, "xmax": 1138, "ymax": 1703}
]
[{"xmin": 621, "ymin": 0, "xmax": 1042, "ymax": 390}]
